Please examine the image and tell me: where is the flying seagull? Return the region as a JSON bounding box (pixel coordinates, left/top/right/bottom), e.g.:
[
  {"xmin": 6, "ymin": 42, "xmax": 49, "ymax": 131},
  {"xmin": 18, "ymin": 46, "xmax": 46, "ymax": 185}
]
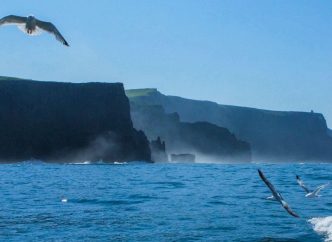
[
  {"xmin": 296, "ymin": 175, "xmax": 329, "ymax": 198},
  {"xmin": 0, "ymin": 15, "xmax": 69, "ymax": 46},
  {"xmin": 258, "ymin": 169, "xmax": 300, "ymax": 218}
]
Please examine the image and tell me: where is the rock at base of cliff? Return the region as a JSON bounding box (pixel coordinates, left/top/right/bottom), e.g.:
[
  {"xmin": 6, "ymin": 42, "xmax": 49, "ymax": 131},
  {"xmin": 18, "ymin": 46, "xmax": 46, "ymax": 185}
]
[{"xmin": 150, "ymin": 136, "xmax": 168, "ymax": 162}]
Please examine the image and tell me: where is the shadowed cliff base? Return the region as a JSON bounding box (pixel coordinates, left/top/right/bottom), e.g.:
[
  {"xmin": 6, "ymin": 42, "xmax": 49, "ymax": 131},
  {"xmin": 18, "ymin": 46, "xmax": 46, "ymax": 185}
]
[
  {"xmin": 127, "ymin": 88, "xmax": 332, "ymax": 162},
  {"xmin": 0, "ymin": 77, "xmax": 151, "ymax": 163}
]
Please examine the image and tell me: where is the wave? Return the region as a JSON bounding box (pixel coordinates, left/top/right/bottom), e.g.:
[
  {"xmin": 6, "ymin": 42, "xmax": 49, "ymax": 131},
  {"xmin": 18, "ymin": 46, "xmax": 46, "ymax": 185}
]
[
  {"xmin": 68, "ymin": 161, "xmax": 92, "ymax": 165},
  {"xmin": 67, "ymin": 161, "xmax": 128, "ymax": 165},
  {"xmin": 68, "ymin": 198, "xmax": 145, "ymax": 206},
  {"xmin": 309, "ymin": 216, "xmax": 332, "ymax": 242}
]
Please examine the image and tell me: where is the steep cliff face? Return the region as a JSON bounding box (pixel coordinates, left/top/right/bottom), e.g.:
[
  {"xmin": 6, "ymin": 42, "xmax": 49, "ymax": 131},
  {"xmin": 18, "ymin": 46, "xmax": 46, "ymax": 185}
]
[
  {"xmin": 0, "ymin": 77, "xmax": 151, "ymax": 162},
  {"xmin": 127, "ymin": 89, "xmax": 332, "ymax": 162},
  {"xmin": 130, "ymin": 103, "xmax": 251, "ymax": 162}
]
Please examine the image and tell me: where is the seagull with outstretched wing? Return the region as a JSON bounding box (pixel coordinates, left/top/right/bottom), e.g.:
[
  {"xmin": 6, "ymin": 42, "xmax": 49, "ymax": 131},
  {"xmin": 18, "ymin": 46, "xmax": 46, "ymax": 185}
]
[
  {"xmin": 258, "ymin": 169, "xmax": 300, "ymax": 218},
  {"xmin": 296, "ymin": 175, "xmax": 329, "ymax": 198},
  {"xmin": 0, "ymin": 15, "xmax": 69, "ymax": 46}
]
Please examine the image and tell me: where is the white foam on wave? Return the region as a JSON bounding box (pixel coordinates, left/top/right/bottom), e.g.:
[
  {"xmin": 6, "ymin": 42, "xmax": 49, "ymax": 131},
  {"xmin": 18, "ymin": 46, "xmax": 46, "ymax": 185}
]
[
  {"xmin": 114, "ymin": 161, "xmax": 127, "ymax": 165},
  {"xmin": 309, "ymin": 216, "xmax": 332, "ymax": 242},
  {"xmin": 68, "ymin": 161, "xmax": 91, "ymax": 165}
]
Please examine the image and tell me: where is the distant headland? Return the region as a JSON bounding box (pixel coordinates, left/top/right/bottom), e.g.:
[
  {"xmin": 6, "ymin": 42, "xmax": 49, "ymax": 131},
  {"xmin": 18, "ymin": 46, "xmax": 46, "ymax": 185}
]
[
  {"xmin": 0, "ymin": 76, "xmax": 332, "ymax": 163},
  {"xmin": 126, "ymin": 88, "xmax": 332, "ymax": 162}
]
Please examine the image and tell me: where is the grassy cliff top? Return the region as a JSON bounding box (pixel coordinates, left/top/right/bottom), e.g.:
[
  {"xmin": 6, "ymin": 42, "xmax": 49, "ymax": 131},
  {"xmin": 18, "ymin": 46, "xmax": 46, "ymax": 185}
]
[
  {"xmin": 0, "ymin": 76, "xmax": 30, "ymax": 81},
  {"xmin": 125, "ymin": 88, "xmax": 158, "ymax": 98}
]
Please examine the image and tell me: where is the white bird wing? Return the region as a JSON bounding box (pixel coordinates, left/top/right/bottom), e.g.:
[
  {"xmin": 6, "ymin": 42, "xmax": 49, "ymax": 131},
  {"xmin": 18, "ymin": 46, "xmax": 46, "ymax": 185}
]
[
  {"xmin": 0, "ymin": 15, "xmax": 27, "ymax": 26},
  {"xmin": 258, "ymin": 169, "xmax": 300, "ymax": 218},
  {"xmin": 312, "ymin": 183, "xmax": 329, "ymax": 196},
  {"xmin": 266, "ymin": 195, "xmax": 276, "ymax": 200},
  {"xmin": 35, "ymin": 19, "xmax": 69, "ymax": 46},
  {"xmin": 296, "ymin": 175, "xmax": 310, "ymax": 194}
]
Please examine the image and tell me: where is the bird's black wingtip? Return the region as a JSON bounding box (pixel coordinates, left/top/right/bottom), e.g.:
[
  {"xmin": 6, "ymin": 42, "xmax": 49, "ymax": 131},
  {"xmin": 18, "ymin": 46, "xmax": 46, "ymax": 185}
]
[{"xmin": 257, "ymin": 169, "xmax": 264, "ymax": 178}]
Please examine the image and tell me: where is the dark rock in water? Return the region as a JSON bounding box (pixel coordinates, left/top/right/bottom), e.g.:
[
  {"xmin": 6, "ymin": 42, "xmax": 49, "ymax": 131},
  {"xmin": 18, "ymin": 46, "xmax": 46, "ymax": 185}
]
[
  {"xmin": 126, "ymin": 88, "xmax": 332, "ymax": 162},
  {"xmin": 128, "ymin": 102, "xmax": 251, "ymax": 162},
  {"xmin": 171, "ymin": 154, "xmax": 195, "ymax": 163},
  {"xmin": 150, "ymin": 137, "xmax": 168, "ymax": 162},
  {"xmin": 0, "ymin": 77, "xmax": 151, "ymax": 163}
]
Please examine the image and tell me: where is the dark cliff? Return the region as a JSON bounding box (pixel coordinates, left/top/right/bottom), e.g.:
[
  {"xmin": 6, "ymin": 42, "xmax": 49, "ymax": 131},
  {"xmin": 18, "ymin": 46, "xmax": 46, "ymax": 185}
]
[
  {"xmin": 130, "ymin": 103, "xmax": 251, "ymax": 162},
  {"xmin": 0, "ymin": 77, "xmax": 151, "ymax": 162},
  {"xmin": 126, "ymin": 88, "xmax": 332, "ymax": 162}
]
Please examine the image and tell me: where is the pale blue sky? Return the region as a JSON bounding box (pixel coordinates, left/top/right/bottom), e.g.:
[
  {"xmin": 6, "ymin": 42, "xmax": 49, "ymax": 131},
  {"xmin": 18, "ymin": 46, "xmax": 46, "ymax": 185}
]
[{"xmin": 1, "ymin": 1, "xmax": 332, "ymax": 127}]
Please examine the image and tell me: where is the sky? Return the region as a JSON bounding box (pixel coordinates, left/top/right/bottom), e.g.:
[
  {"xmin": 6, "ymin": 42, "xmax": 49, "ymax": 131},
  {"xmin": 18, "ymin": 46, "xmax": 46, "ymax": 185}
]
[{"xmin": 1, "ymin": 0, "xmax": 332, "ymax": 127}]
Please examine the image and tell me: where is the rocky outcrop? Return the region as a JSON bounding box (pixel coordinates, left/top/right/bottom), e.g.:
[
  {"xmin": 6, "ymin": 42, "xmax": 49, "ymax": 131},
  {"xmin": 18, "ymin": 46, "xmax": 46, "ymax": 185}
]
[
  {"xmin": 171, "ymin": 154, "xmax": 195, "ymax": 163},
  {"xmin": 127, "ymin": 88, "xmax": 332, "ymax": 162},
  {"xmin": 0, "ymin": 77, "xmax": 151, "ymax": 163},
  {"xmin": 150, "ymin": 137, "xmax": 168, "ymax": 162},
  {"xmin": 129, "ymin": 103, "xmax": 251, "ymax": 162}
]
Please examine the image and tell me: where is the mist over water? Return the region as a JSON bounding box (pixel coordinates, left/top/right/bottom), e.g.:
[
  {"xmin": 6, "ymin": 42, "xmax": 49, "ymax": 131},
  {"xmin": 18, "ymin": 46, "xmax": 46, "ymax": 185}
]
[{"xmin": 0, "ymin": 162, "xmax": 331, "ymax": 241}]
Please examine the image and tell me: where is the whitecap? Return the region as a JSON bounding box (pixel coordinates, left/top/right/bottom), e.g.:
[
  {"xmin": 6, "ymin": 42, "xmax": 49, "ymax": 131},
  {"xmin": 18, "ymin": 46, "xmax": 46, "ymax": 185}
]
[
  {"xmin": 68, "ymin": 161, "xmax": 91, "ymax": 165},
  {"xmin": 309, "ymin": 216, "xmax": 332, "ymax": 242}
]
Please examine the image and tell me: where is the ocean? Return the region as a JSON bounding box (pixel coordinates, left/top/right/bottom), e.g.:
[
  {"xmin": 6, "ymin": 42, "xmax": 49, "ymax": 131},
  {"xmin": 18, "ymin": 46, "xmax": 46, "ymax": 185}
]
[{"xmin": 0, "ymin": 162, "xmax": 331, "ymax": 241}]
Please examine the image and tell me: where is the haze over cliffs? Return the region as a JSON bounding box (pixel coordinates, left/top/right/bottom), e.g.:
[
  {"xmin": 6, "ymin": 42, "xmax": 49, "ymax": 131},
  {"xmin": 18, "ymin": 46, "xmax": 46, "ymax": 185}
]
[
  {"xmin": 127, "ymin": 89, "xmax": 332, "ymax": 162},
  {"xmin": 0, "ymin": 77, "xmax": 150, "ymax": 163},
  {"xmin": 129, "ymin": 103, "xmax": 251, "ymax": 162}
]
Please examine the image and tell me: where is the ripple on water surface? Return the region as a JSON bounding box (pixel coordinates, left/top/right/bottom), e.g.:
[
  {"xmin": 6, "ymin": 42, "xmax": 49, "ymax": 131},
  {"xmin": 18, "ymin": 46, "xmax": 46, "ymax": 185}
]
[{"xmin": 0, "ymin": 162, "xmax": 331, "ymax": 241}]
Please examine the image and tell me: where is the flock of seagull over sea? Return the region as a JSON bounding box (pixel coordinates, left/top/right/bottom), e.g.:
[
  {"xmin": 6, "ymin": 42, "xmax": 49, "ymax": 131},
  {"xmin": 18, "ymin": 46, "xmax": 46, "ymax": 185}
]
[
  {"xmin": 258, "ymin": 169, "xmax": 329, "ymax": 218},
  {"xmin": 0, "ymin": 14, "xmax": 329, "ymax": 220}
]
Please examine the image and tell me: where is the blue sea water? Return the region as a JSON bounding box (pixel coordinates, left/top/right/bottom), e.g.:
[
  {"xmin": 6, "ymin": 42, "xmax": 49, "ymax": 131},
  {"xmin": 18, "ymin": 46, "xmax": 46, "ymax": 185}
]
[{"xmin": 0, "ymin": 162, "xmax": 331, "ymax": 242}]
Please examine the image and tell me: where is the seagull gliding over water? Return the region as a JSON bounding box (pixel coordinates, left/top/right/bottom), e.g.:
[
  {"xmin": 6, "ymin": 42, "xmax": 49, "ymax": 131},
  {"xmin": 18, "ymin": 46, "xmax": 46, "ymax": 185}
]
[
  {"xmin": 296, "ymin": 175, "xmax": 329, "ymax": 198},
  {"xmin": 0, "ymin": 15, "xmax": 69, "ymax": 46},
  {"xmin": 258, "ymin": 169, "xmax": 300, "ymax": 218}
]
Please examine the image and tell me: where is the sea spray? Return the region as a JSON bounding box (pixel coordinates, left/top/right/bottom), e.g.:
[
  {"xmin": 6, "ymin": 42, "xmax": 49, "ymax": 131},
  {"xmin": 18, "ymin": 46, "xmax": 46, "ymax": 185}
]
[{"xmin": 309, "ymin": 216, "xmax": 332, "ymax": 242}]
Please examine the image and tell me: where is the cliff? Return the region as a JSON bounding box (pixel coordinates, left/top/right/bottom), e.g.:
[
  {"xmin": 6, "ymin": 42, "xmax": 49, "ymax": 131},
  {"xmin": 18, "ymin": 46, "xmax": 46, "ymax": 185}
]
[
  {"xmin": 126, "ymin": 88, "xmax": 332, "ymax": 162},
  {"xmin": 129, "ymin": 103, "xmax": 251, "ymax": 162},
  {"xmin": 0, "ymin": 77, "xmax": 151, "ymax": 162}
]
